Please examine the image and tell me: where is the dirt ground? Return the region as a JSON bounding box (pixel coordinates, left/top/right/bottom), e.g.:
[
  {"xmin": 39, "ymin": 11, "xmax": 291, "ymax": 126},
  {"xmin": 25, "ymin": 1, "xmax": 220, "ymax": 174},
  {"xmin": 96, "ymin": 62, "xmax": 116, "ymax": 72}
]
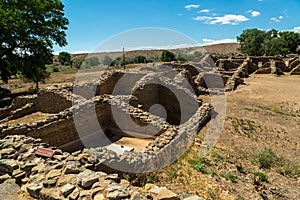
[{"xmin": 155, "ymin": 74, "xmax": 300, "ymax": 200}]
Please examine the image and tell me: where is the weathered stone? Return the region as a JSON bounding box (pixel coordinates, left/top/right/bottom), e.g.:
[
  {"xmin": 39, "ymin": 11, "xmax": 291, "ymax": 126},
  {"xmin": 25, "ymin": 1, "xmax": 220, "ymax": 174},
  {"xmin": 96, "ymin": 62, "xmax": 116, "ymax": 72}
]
[
  {"xmin": 69, "ymin": 187, "xmax": 80, "ymax": 200},
  {"xmin": 51, "ymin": 163, "xmax": 64, "ymax": 170},
  {"xmin": 131, "ymin": 191, "xmax": 149, "ymax": 200},
  {"xmin": 61, "ymin": 183, "xmax": 75, "ymax": 197},
  {"xmin": 31, "ymin": 163, "xmax": 47, "ymax": 175},
  {"xmin": 0, "ymin": 159, "xmax": 18, "ymax": 174},
  {"xmin": 21, "ymin": 177, "xmax": 30, "ymax": 184},
  {"xmin": 77, "ymin": 170, "xmax": 99, "ymax": 189},
  {"xmin": 40, "ymin": 188, "xmax": 61, "ymax": 200},
  {"xmin": 105, "ymin": 173, "xmax": 120, "ymax": 183},
  {"xmin": 29, "ymin": 173, "xmax": 45, "ymax": 183},
  {"xmin": 156, "ymin": 188, "xmax": 179, "ymax": 200},
  {"xmin": 43, "ymin": 178, "xmax": 58, "ymax": 188},
  {"xmin": 21, "ymin": 162, "xmax": 37, "ymax": 172},
  {"xmin": 80, "ymin": 190, "xmax": 91, "ymax": 198},
  {"xmin": 0, "ymin": 148, "xmax": 16, "ymax": 156},
  {"xmin": 106, "ymin": 185, "xmax": 130, "ymax": 200},
  {"xmin": 150, "ymin": 186, "xmax": 166, "ymax": 194},
  {"xmin": 92, "ymin": 186, "xmax": 105, "ymax": 197},
  {"xmin": 183, "ymin": 195, "xmax": 205, "ymax": 200},
  {"xmin": 12, "ymin": 168, "xmax": 26, "ymax": 180},
  {"xmin": 0, "ymin": 174, "xmax": 11, "ymax": 183},
  {"xmin": 65, "ymin": 161, "xmax": 82, "ymax": 174},
  {"xmin": 94, "ymin": 193, "xmax": 105, "ymax": 200},
  {"xmin": 46, "ymin": 169, "xmax": 62, "ymax": 180},
  {"xmin": 120, "ymin": 179, "xmax": 130, "ymax": 188},
  {"xmin": 57, "ymin": 174, "xmax": 77, "ymax": 187},
  {"xmin": 53, "ymin": 154, "xmax": 66, "ymax": 161},
  {"xmin": 0, "ymin": 179, "xmax": 21, "ymax": 200},
  {"xmin": 26, "ymin": 183, "xmax": 43, "ymax": 198}
]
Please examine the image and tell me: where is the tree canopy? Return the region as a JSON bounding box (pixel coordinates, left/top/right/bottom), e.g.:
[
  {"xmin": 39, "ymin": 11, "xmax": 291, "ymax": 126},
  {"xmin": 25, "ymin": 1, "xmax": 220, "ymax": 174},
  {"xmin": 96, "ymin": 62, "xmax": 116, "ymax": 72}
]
[
  {"xmin": 237, "ymin": 28, "xmax": 300, "ymax": 56},
  {"xmin": 0, "ymin": 0, "xmax": 68, "ymax": 90},
  {"xmin": 58, "ymin": 51, "xmax": 71, "ymax": 66},
  {"xmin": 161, "ymin": 50, "xmax": 176, "ymax": 62}
]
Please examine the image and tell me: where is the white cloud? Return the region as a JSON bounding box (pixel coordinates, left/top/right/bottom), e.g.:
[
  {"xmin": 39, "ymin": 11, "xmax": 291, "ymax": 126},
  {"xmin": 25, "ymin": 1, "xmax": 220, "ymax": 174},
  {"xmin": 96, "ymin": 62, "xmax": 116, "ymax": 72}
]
[
  {"xmin": 185, "ymin": 4, "xmax": 200, "ymax": 10},
  {"xmin": 258, "ymin": 0, "xmax": 263, "ymax": 2},
  {"xmin": 250, "ymin": 11, "xmax": 261, "ymax": 17},
  {"xmin": 201, "ymin": 38, "xmax": 237, "ymax": 45},
  {"xmin": 178, "ymin": 13, "xmax": 183, "ymax": 16},
  {"xmin": 198, "ymin": 9, "xmax": 210, "ymax": 13},
  {"xmin": 194, "ymin": 14, "xmax": 249, "ymax": 25},
  {"xmin": 270, "ymin": 16, "xmax": 283, "ymax": 23},
  {"xmin": 291, "ymin": 26, "xmax": 300, "ymax": 33}
]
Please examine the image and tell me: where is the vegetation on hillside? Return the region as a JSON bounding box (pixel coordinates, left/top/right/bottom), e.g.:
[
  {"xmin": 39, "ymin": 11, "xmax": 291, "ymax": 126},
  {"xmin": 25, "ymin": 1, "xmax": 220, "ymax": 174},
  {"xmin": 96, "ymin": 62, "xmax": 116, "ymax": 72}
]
[{"xmin": 237, "ymin": 28, "xmax": 300, "ymax": 56}]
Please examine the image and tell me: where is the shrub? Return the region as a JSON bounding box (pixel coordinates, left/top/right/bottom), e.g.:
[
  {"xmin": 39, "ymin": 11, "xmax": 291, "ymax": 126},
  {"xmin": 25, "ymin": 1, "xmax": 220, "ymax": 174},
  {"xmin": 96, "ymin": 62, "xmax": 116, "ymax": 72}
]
[
  {"xmin": 161, "ymin": 50, "xmax": 176, "ymax": 62},
  {"xmin": 58, "ymin": 51, "xmax": 71, "ymax": 66},
  {"xmin": 254, "ymin": 147, "xmax": 279, "ymax": 169},
  {"xmin": 133, "ymin": 55, "xmax": 146, "ymax": 63},
  {"xmin": 177, "ymin": 55, "xmax": 187, "ymax": 62},
  {"xmin": 52, "ymin": 66, "xmax": 59, "ymax": 72},
  {"xmin": 72, "ymin": 58, "xmax": 84, "ymax": 69},
  {"xmin": 102, "ymin": 56, "xmax": 113, "ymax": 65}
]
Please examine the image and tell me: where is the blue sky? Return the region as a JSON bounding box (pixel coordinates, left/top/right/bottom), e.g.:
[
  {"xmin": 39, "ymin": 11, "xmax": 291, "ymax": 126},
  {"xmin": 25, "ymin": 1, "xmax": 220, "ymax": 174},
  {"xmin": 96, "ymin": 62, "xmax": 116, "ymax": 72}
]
[{"xmin": 53, "ymin": 0, "xmax": 300, "ymax": 54}]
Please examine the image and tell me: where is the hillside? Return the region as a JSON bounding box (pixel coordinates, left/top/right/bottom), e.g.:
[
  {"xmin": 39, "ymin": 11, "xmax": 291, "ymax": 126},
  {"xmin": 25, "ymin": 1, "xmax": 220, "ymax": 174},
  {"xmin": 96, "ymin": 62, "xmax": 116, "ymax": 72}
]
[{"xmin": 61, "ymin": 43, "xmax": 241, "ymax": 61}]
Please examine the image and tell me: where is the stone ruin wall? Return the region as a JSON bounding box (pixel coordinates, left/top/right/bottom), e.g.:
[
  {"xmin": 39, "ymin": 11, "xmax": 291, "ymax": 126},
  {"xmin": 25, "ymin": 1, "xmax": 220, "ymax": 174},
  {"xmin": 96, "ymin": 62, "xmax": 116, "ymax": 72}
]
[
  {"xmin": 0, "ymin": 55, "xmax": 299, "ymax": 164},
  {"xmin": 2, "ymin": 55, "xmax": 300, "ymax": 139},
  {"xmin": 1, "ymin": 55, "xmax": 300, "ymax": 199}
]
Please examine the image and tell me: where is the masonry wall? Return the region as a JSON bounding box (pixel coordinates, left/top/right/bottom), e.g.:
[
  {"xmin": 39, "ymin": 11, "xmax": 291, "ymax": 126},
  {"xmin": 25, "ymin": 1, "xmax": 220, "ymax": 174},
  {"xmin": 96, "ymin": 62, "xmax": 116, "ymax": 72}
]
[{"xmin": 36, "ymin": 90, "xmax": 72, "ymax": 113}]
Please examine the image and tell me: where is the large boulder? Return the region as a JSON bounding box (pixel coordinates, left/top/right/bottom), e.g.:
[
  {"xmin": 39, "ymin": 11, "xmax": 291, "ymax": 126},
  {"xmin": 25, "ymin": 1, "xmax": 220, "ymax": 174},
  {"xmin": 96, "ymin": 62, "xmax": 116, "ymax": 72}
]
[{"xmin": 0, "ymin": 179, "xmax": 21, "ymax": 200}]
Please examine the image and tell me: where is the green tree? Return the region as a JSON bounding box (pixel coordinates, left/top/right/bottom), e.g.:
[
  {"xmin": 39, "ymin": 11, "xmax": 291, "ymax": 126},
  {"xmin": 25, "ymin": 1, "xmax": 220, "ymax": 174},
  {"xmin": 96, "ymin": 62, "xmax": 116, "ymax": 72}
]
[
  {"xmin": 58, "ymin": 51, "xmax": 71, "ymax": 65},
  {"xmin": 133, "ymin": 55, "xmax": 146, "ymax": 63},
  {"xmin": 161, "ymin": 50, "xmax": 176, "ymax": 62},
  {"xmin": 72, "ymin": 58, "xmax": 84, "ymax": 69},
  {"xmin": 237, "ymin": 28, "xmax": 300, "ymax": 56},
  {"xmin": 237, "ymin": 28, "xmax": 266, "ymax": 56},
  {"xmin": 0, "ymin": 0, "xmax": 68, "ymax": 90},
  {"xmin": 102, "ymin": 55, "xmax": 113, "ymax": 65}
]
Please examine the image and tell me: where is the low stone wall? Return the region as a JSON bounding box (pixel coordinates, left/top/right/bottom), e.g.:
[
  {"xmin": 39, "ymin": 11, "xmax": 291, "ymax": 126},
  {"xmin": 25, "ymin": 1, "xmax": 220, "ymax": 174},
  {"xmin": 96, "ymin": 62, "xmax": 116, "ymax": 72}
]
[
  {"xmin": 0, "ymin": 135, "xmax": 205, "ymax": 200},
  {"xmin": 36, "ymin": 86, "xmax": 73, "ymax": 113},
  {"xmin": 0, "ymin": 95, "xmax": 38, "ymax": 120},
  {"xmin": 216, "ymin": 58, "xmax": 243, "ymax": 71}
]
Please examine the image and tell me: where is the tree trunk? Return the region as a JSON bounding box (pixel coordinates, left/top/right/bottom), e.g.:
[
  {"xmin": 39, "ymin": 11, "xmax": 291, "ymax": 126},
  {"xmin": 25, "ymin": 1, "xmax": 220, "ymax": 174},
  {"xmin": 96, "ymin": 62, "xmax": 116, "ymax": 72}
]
[{"xmin": 35, "ymin": 81, "xmax": 39, "ymax": 92}]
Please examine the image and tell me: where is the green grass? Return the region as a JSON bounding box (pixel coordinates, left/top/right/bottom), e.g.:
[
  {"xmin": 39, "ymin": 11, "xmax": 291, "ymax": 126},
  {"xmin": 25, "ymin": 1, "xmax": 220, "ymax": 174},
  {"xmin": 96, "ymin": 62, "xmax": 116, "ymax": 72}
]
[
  {"xmin": 146, "ymin": 175, "xmax": 158, "ymax": 184},
  {"xmin": 207, "ymin": 171, "xmax": 217, "ymax": 176},
  {"xmin": 236, "ymin": 195, "xmax": 245, "ymax": 200},
  {"xmin": 254, "ymin": 172, "xmax": 269, "ymax": 183},
  {"xmin": 191, "ymin": 163, "xmax": 206, "ymax": 172},
  {"xmin": 223, "ymin": 172, "xmax": 238, "ymax": 183},
  {"xmin": 256, "ymin": 105, "xmax": 297, "ymax": 117},
  {"xmin": 253, "ymin": 147, "xmax": 300, "ymax": 177},
  {"xmin": 243, "ymin": 107, "xmax": 259, "ymax": 112},
  {"xmin": 208, "ymin": 188, "xmax": 219, "ymax": 200},
  {"xmin": 276, "ymin": 162, "xmax": 300, "ymax": 178},
  {"xmin": 188, "ymin": 156, "xmax": 210, "ymax": 173},
  {"xmin": 237, "ymin": 165, "xmax": 246, "ymax": 174}
]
